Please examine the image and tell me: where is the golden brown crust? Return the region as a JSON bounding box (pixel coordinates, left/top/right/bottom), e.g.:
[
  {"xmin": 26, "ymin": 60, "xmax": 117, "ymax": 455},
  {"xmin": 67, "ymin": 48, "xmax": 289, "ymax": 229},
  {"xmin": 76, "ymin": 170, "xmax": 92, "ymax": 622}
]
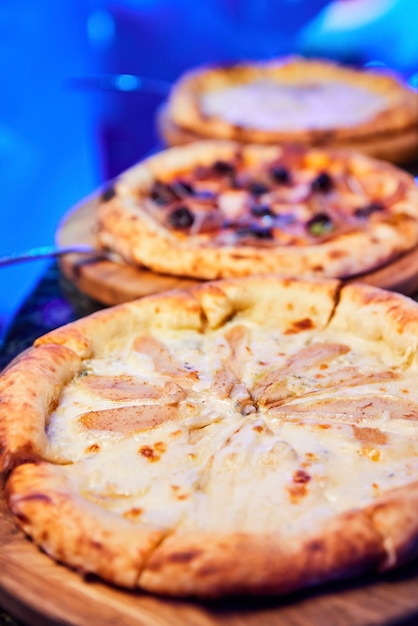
[
  {"xmin": 139, "ymin": 511, "xmax": 386, "ymax": 598},
  {"xmin": 96, "ymin": 140, "xmax": 418, "ymax": 281},
  {"xmin": 140, "ymin": 481, "xmax": 418, "ymax": 598},
  {"xmin": 329, "ymin": 281, "xmax": 418, "ymax": 360},
  {"xmin": 161, "ymin": 57, "xmax": 418, "ymax": 163},
  {"xmin": 192, "ymin": 274, "xmax": 340, "ymax": 329},
  {"xmin": 0, "ymin": 344, "xmax": 82, "ymax": 471},
  {"xmin": 8, "ymin": 462, "xmax": 418, "ymax": 599},
  {"xmin": 6, "ymin": 463, "xmax": 166, "ymax": 588},
  {"xmin": 34, "ymin": 289, "xmax": 204, "ymax": 355},
  {"xmin": 367, "ymin": 482, "xmax": 418, "ymax": 569}
]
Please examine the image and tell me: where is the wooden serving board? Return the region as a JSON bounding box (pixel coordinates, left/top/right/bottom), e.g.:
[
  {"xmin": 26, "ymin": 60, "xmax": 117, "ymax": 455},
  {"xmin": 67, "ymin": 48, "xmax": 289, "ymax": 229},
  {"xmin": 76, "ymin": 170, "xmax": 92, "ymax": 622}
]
[
  {"xmin": 56, "ymin": 195, "xmax": 418, "ymax": 308},
  {"xmin": 2, "ymin": 480, "xmax": 418, "ymax": 626},
  {"xmin": 56, "ymin": 195, "xmax": 202, "ymax": 307}
]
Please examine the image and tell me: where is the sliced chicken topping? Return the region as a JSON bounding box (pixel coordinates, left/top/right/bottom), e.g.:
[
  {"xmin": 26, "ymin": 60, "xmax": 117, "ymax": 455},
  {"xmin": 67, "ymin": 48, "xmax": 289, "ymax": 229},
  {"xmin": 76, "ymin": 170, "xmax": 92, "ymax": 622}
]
[
  {"xmin": 271, "ymin": 396, "xmax": 418, "ymax": 423},
  {"xmin": 212, "ymin": 325, "xmax": 255, "ymax": 414},
  {"xmin": 223, "ymin": 325, "xmax": 252, "ymax": 373},
  {"xmin": 253, "ymin": 343, "xmax": 350, "ymax": 406},
  {"xmin": 133, "ymin": 335, "xmax": 199, "ymax": 381},
  {"xmin": 212, "ymin": 359, "xmax": 255, "ymax": 415},
  {"xmin": 258, "ymin": 367, "xmax": 400, "ymax": 408},
  {"xmin": 78, "ymin": 374, "xmax": 186, "ymax": 404},
  {"xmin": 78, "ymin": 405, "xmax": 181, "ymax": 433}
]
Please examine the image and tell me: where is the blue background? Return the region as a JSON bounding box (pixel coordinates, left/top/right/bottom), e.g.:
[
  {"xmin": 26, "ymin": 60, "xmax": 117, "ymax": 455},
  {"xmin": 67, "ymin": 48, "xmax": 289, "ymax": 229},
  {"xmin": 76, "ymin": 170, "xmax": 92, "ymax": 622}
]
[{"xmin": 0, "ymin": 0, "xmax": 417, "ymax": 340}]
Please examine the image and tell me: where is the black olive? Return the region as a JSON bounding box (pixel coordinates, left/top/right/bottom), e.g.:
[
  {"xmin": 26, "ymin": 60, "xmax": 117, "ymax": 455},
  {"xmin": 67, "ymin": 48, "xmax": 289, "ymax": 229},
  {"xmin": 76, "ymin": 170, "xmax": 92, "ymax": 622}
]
[
  {"xmin": 311, "ymin": 172, "xmax": 333, "ymax": 193},
  {"xmin": 306, "ymin": 213, "xmax": 334, "ymax": 236},
  {"xmin": 150, "ymin": 180, "xmax": 176, "ymax": 205},
  {"xmin": 212, "ymin": 160, "xmax": 235, "ymax": 175},
  {"xmin": 251, "ymin": 204, "xmax": 274, "ymax": 217},
  {"xmin": 168, "ymin": 206, "xmax": 195, "ymax": 229},
  {"xmin": 249, "ymin": 181, "xmax": 269, "ymax": 196},
  {"xmin": 171, "ymin": 180, "xmax": 194, "ymax": 197},
  {"xmin": 236, "ymin": 225, "xmax": 274, "ymax": 239},
  {"xmin": 101, "ymin": 186, "xmax": 116, "ymax": 202},
  {"xmin": 270, "ymin": 166, "xmax": 291, "ymax": 184},
  {"xmin": 354, "ymin": 202, "xmax": 384, "ymax": 219}
]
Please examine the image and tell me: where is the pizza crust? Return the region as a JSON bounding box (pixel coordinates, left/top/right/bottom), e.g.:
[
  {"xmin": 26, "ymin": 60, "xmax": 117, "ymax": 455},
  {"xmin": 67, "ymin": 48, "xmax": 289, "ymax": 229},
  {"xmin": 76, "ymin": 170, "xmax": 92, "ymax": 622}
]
[
  {"xmin": 34, "ymin": 288, "xmax": 204, "ymax": 357},
  {"xmin": 327, "ymin": 281, "xmax": 418, "ymax": 357},
  {"xmin": 158, "ymin": 105, "xmax": 418, "ymax": 166},
  {"xmin": 138, "ymin": 480, "xmax": 418, "ymax": 598},
  {"xmin": 96, "ymin": 140, "xmax": 418, "ymax": 281},
  {"xmin": 5, "ymin": 462, "xmax": 166, "ymax": 588},
  {"xmin": 139, "ymin": 511, "xmax": 385, "ymax": 598},
  {"xmin": 161, "ymin": 57, "xmax": 418, "ymax": 164},
  {"xmin": 7, "ymin": 460, "xmax": 418, "ymax": 598},
  {"xmin": 0, "ymin": 344, "xmax": 82, "ymax": 471}
]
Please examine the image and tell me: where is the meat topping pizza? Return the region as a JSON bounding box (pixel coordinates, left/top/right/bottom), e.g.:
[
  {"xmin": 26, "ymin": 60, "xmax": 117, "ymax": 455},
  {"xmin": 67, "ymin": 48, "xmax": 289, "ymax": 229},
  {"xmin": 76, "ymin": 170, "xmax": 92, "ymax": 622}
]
[
  {"xmin": 144, "ymin": 149, "xmax": 390, "ymax": 245},
  {"xmin": 96, "ymin": 140, "xmax": 418, "ymax": 280}
]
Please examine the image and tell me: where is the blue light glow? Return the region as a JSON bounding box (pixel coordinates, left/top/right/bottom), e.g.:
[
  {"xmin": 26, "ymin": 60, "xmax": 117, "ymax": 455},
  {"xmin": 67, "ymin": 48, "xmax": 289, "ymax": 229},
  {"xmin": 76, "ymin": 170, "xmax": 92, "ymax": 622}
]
[
  {"xmin": 87, "ymin": 9, "xmax": 115, "ymax": 48},
  {"xmin": 363, "ymin": 60, "xmax": 387, "ymax": 68},
  {"xmin": 114, "ymin": 74, "xmax": 142, "ymax": 92},
  {"xmin": 408, "ymin": 73, "xmax": 418, "ymax": 91}
]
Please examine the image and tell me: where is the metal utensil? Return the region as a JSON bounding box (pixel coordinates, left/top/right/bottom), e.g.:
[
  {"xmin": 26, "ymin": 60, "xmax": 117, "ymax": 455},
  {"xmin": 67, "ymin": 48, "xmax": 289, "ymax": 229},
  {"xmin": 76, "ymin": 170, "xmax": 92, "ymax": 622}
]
[{"xmin": 0, "ymin": 245, "xmax": 116, "ymax": 268}]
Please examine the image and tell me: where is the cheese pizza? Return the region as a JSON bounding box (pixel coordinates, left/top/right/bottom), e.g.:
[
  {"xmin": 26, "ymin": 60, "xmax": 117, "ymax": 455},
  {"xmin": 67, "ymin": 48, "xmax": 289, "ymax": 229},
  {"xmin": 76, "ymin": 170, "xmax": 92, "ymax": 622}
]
[
  {"xmin": 96, "ymin": 140, "xmax": 418, "ymax": 281},
  {"xmin": 3, "ymin": 277, "xmax": 418, "ymax": 598},
  {"xmin": 159, "ymin": 56, "xmax": 418, "ymax": 164}
]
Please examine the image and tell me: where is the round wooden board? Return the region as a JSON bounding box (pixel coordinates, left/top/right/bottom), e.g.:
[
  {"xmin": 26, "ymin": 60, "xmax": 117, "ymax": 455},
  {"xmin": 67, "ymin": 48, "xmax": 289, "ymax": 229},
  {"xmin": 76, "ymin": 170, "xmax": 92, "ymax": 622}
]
[
  {"xmin": 2, "ymin": 480, "xmax": 418, "ymax": 626},
  {"xmin": 56, "ymin": 195, "xmax": 202, "ymax": 307},
  {"xmin": 56, "ymin": 195, "xmax": 418, "ymax": 308}
]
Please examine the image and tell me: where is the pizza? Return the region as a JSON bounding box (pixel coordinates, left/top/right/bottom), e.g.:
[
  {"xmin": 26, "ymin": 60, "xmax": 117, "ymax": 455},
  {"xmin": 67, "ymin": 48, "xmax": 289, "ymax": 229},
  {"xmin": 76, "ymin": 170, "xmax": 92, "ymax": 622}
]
[
  {"xmin": 96, "ymin": 139, "xmax": 418, "ymax": 281},
  {"xmin": 159, "ymin": 56, "xmax": 418, "ymax": 164},
  {"xmin": 2, "ymin": 276, "xmax": 418, "ymax": 599}
]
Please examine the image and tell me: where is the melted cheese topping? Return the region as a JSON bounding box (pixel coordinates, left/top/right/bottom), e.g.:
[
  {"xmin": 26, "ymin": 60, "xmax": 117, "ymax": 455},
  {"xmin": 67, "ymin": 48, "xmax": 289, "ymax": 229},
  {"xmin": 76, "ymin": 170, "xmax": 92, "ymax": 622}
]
[
  {"xmin": 200, "ymin": 80, "xmax": 388, "ymax": 130},
  {"xmin": 45, "ymin": 320, "xmax": 418, "ymax": 538}
]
